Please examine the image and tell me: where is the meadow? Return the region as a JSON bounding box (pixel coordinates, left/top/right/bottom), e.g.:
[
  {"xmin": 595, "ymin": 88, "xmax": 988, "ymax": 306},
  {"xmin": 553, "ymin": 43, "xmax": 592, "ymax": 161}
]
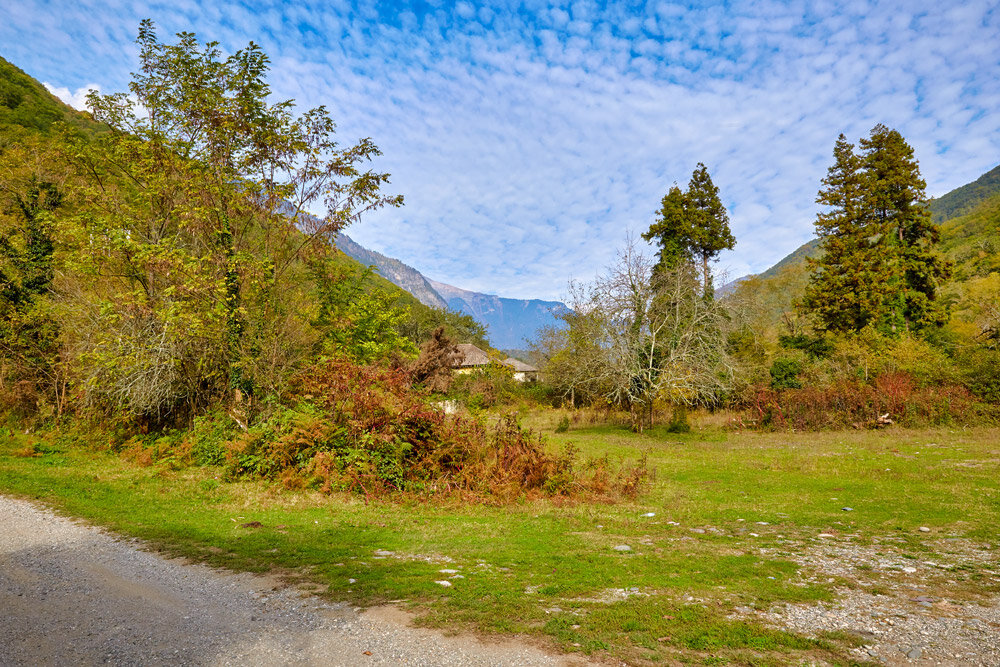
[{"xmin": 2, "ymin": 414, "xmax": 998, "ymax": 666}]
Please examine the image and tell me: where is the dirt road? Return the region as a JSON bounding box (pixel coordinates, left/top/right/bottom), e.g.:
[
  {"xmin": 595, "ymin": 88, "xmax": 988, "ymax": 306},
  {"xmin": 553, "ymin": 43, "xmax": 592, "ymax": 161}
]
[{"xmin": 0, "ymin": 496, "xmax": 587, "ymax": 666}]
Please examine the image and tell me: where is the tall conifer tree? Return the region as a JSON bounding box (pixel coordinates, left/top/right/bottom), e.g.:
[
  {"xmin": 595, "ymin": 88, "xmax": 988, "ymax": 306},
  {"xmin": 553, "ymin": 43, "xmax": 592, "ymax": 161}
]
[
  {"xmin": 643, "ymin": 163, "xmax": 734, "ymax": 297},
  {"xmin": 803, "ymin": 126, "xmax": 950, "ymax": 335}
]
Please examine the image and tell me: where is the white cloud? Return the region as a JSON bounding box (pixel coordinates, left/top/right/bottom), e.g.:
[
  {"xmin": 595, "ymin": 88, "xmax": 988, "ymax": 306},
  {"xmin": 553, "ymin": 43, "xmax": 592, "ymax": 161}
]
[
  {"xmin": 5, "ymin": 0, "xmax": 999, "ymax": 300},
  {"xmin": 42, "ymin": 82, "xmax": 100, "ymax": 111}
]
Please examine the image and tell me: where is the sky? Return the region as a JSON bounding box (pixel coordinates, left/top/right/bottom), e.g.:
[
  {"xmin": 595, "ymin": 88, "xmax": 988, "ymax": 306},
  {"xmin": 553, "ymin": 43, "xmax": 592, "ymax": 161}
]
[{"xmin": 3, "ymin": 1, "xmax": 999, "ymax": 301}]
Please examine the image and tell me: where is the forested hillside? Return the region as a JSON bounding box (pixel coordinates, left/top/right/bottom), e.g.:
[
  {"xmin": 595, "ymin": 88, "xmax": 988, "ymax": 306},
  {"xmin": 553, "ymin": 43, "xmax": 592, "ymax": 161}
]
[{"xmin": 0, "ymin": 57, "xmax": 102, "ymax": 137}]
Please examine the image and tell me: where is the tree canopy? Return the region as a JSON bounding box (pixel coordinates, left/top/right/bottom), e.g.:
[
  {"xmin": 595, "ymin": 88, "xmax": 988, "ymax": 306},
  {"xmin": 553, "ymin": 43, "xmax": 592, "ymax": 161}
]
[
  {"xmin": 643, "ymin": 163, "xmax": 735, "ymax": 297},
  {"xmin": 802, "ymin": 125, "xmax": 950, "ymax": 335}
]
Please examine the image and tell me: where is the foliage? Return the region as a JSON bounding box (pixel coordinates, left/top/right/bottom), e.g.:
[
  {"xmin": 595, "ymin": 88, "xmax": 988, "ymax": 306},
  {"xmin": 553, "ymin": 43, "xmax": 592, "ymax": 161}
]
[
  {"xmin": 543, "ymin": 239, "xmax": 735, "ymax": 431},
  {"xmin": 397, "ymin": 300, "xmax": 490, "ymax": 350},
  {"xmin": 737, "ymin": 373, "xmax": 986, "ymax": 430},
  {"xmin": 643, "ymin": 163, "xmax": 735, "ymax": 296},
  {"xmin": 217, "ymin": 357, "xmax": 649, "ymax": 501},
  {"xmin": 802, "ymin": 126, "xmax": 951, "ymax": 335},
  {"xmin": 311, "ymin": 255, "xmax": 416, "ymax": 364},
  {"xmin": 408, "ymin": 326, "xmax": 461, "ymax": 393},
  {"xmin": 769, "ymin": 357, "xmax": 803, "ymax": 390}
]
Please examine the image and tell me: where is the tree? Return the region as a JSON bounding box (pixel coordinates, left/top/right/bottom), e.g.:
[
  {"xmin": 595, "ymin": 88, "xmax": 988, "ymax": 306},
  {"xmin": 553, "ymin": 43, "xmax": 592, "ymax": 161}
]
[
  {"xmin": 643, "ymin": 163, "xmax": 735, "ymax": 297},
  {"xmin": 802, "ymin": 126, "xmax": 950, "ymax": 336},
  {"xmin": 860, "ymin": 124, "xmax": 950, "ymax": 332},
  {"xmin": 550, "ymin": 238, "xmax": 734, "ymax": 431},
  {"xmin": 0, "ymin": 137, "xmax": 70, "ymax": 415},
  {"xmin": 63, "ymin": 21, "xmax": 402, "ymax": 420},
  {"xmin": 801, "ymin": 134, "xmax": 891, "ymax": 332},
  {"xmin": 409, "ymin": 327, "xmax": 462, "ymax": 393}
]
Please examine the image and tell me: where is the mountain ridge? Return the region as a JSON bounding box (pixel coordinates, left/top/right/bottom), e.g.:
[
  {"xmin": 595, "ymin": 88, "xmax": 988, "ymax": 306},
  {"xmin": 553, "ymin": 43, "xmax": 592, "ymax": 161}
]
[{"xmin": 334, "ymin": 234, "xmax": 570, "ymax": 349}]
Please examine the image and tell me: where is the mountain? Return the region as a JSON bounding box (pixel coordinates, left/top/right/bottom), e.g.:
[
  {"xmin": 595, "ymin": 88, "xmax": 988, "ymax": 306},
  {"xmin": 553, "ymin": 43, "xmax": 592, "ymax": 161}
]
[
  {"xmin": 334, "ymin": 232, "xmax": 569, "ymax": 349},
  {"xmin": 0, "ymin": 56, "xmax": 102, "ymax": 137},
  {"xmin": 427, "ymin": 279, "xmax": 571, "ymax": 349},
  {"xmin": 334, "ymin": 234, "xmax": 448, "ymax": 310},
  {"xmin": 930, "ymin": 164, "xmax": 1000, "ymax": 223}
]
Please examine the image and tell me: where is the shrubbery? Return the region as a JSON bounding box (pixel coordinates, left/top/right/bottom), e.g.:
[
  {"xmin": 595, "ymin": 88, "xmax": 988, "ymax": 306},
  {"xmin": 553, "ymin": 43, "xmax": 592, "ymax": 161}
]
[
  {"xmin": 117, "ymin": 357, "xmax": 650, "ymax": 502},
  {"xmin": 736, "ymin": 371, "xmax": 989, "ymax": 430}
]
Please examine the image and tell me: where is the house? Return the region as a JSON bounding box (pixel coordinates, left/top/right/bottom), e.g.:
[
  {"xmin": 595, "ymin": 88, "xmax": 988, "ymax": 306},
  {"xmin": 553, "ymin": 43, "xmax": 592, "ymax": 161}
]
[
  {"xmin": 453, "ymin": 344, "xmax": 491, "ymax": 373},
  {"xmin": 451, "ymin": 345, "xmax": 538, "ymax": 382},
  {"xmin": 502, "ymin": 357, "xmax": 539, "ymax": 383}
]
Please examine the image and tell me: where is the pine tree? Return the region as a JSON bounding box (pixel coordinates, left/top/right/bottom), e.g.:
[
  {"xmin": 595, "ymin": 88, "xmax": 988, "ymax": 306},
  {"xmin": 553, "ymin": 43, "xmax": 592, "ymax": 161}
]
[
  {"xmin": 859, "ymin": 125, "xmax": 950, "ymax": 332},
  {"xmin": 801, "ymin": 135, "xmax": 891, "ymax": 331},
  {"xmin": 642, "ymin": 163, "xmax": 735, "ymax": 297},
  {"xmin": 803, "ymin": 126, "xmax": 950, "ymax": 335}
]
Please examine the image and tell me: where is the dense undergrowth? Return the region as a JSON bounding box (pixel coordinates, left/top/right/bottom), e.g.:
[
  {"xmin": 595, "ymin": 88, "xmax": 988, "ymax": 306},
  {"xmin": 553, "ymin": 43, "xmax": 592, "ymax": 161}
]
[
  {"xmin": 736, "ymin": 371, "xmax": 991, "ymax": 430},
  {"xmin": 72, "ymin": 358, "xmax": 650, "ymax": 503}
]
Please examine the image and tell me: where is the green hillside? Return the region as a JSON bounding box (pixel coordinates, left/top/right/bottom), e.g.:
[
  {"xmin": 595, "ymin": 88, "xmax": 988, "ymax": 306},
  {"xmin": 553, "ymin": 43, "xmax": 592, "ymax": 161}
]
[
  {"xmin": 0, "ymin": 56, "xmax": 103, "ymax": 138},
  {"xmin": 931, "ymin": 164, "xmax": 1000, "ymax": 223},
  {"xmin": 733, "ymin": 163, "xmax": 1000, "ymax": 331}
]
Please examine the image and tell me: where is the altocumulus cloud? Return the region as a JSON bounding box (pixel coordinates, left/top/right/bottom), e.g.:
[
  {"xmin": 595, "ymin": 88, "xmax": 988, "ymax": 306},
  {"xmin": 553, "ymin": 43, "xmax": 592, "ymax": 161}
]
[{"xmin": 4, "ymin": 0, "xmax": 999, "ymax": 300}]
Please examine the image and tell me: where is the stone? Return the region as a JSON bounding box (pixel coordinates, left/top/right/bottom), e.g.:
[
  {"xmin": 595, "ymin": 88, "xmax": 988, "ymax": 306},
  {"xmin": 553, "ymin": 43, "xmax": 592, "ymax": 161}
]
[
  {"xmin": 439, "ymin": 569, "xmax": 459, "ymax": 574},
  {"xmin": 842, "ymin": 507, "xmax": 854, "ymax": 512},
  {"xmin": 613, "ymin": 545, "xmax": 632, "ymax": 552},
  {"xmin": 435, "ymin": 580, "xmax": 452, "ymax": 587},
  {"xmin": 919, "ymin": 526, "xmax": 931, "ymax": 533},
  {"xmin": 906, "ymin": 647, "xmax": 922, "ymax": 659},
  {"xmin": 642, "ymin": 512, "xmax": 656, "ymax": 517},
  {"xmin": 691, "ymin": 528, "xmax": 706, "ymax": 534},
  {"xmin": 902, "ymin": 566, "xmax": 917, "ymax": 574}
]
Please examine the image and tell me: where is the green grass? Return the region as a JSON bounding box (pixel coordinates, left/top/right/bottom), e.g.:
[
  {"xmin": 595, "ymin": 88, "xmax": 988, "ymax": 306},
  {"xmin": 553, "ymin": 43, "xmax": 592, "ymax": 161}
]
[{"xmin": 2, "ymin": 416, "xmax": 998, "ymax": 665}]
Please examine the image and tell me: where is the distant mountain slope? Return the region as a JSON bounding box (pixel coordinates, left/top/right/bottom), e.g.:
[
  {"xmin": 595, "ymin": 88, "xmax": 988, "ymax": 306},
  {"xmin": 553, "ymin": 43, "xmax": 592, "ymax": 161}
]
[
  {"xmin": 334, "ymin": 233, "xmax": 570, "ymax": 348},
  {"xmin": 428, "ymin": 279, "xmax": 571, "ymax": 349},
  {"xmin": 930, "ymin": 164, "xmax": 1000, "ymax": 223},
  {"xmin": 334, "ymin": 234, "xmax": 448, "ymax": 310}
]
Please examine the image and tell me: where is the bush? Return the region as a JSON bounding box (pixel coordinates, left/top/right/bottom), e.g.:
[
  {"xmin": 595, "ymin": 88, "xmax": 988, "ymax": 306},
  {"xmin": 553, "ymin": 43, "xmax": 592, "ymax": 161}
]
[
  {"xmin": 217, "ymin": 357, "xmax": 653, "ymax": 502},
  {"xmin": 769, "ymin": 357, "xmax": 803, "ymax": 390},
  {"xmin": 735, "ymin": 371, "xmax": 987, "ymax": 430}
]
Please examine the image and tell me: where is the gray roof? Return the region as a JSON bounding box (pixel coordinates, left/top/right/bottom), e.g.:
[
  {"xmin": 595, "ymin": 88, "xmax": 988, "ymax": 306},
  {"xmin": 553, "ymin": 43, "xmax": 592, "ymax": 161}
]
[
  {"xmin": 454, "ymin": 344, "xmax": 491, "ymax": 367},
  {"xmin": 503, "ymin": 357, "xmax": 538, "ymax": 373}
]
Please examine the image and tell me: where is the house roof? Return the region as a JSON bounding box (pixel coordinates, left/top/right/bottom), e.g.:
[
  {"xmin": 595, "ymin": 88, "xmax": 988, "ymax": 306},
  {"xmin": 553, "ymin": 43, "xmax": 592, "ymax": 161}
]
[
  {"xmin": 454, "ymin": 343, "xmax": 491, "ymax": 367},
  {"xmin": 503, "ymin": 357, "xmax": 538, "ymax": 373}
]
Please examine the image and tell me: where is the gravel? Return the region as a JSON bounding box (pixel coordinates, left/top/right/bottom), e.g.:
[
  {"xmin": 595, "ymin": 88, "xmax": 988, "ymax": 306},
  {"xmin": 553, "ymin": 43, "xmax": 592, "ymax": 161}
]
[
  {"xmin": 739, "ymin": 535, "xmax": 1000, "ymax": 665},
  {"xmin": 0, "ymin": 496, "xmax": 589, "ymax": 666}
]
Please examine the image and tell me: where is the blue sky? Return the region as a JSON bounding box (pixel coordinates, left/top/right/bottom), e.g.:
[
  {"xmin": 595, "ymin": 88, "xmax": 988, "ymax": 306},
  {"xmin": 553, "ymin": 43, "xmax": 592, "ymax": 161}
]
[{"xmin": 3, "ymin": 1, "xmax": 999, "ymax": 300}]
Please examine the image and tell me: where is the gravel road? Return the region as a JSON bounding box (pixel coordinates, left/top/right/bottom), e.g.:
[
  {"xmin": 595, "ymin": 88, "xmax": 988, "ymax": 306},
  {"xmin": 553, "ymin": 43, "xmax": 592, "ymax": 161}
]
[{"xmin": 0, "ymin": 496, "xmax": 589, "ymax": 666}]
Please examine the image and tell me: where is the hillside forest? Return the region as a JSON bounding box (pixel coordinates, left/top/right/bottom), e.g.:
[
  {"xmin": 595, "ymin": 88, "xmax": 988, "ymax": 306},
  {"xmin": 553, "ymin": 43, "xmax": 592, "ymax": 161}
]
[{"xmin": 2, "ymin": 24, "xmax": 999, "ymax": 500}]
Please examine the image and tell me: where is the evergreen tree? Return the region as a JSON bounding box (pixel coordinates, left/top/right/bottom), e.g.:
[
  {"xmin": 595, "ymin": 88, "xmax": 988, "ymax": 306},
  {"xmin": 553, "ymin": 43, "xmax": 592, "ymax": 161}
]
[
  {"xmin": 801, "ymin": 134, "xmax": 891, "ymax": 331},
  {"xmin": 859, "ymin": 124, "xmax": 950, "ymax": 332},
  {"xmin": 803, "ymin": 126, "xmax": 950, "ymax": 335},
  {"xmin": 642, "ymin": 185, "xmax": 690, "ymax": 270},
  {"xmin": 643, "ymin": 163, "xmax": 734, "ymax": 297},
  {"xmin": 686, "ymin": 163, "xmax": 735, "ymax": 297}
]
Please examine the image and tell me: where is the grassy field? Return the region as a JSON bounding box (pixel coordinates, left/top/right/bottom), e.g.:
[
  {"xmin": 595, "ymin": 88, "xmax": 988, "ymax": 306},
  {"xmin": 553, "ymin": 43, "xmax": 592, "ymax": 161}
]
[{"xmin": 2, "ymin": 413, "xmax": 998, "ymax": 665}]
